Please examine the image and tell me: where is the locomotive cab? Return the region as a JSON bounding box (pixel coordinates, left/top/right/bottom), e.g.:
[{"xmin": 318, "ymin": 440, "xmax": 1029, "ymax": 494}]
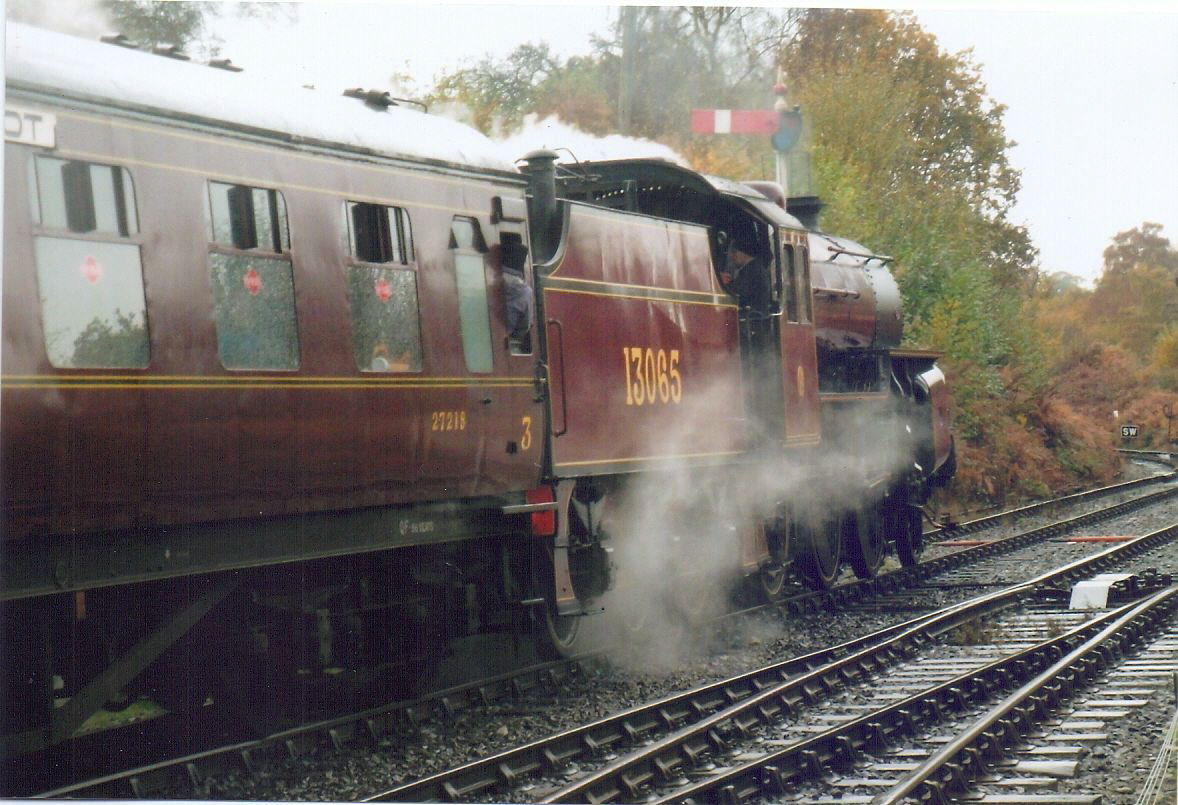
[{"xmin": 525, "ymin": 157, "xmax": 822, "ymax": 453}]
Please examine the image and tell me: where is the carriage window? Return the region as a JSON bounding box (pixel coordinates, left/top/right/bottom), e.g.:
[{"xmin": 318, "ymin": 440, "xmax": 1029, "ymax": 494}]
[
  {"xmin": 33, "ymin": 155, "xmax": 139, "ymax": 236},
  {"xmin": 206, "ymin": 182, "xmax": 298, "ymax": 370},
  {"xmin": 451, "ymin": 217, "xmax": 493, "ymax": 373},
  {"xmin": 29, "ymin": 157, "xmax": 148, "ymax": 368},
  {"xmin": 346, "ymin": 266, "xmax": 423, "ymax": 372},
  {"xmin": 34, "ymin": 239, "xmax": 150, "ymax": 368},
  {"xmin": 208, "ymin": 182, "xmax": 289, "ymax": 252},
  {"xmin": 348, "ymin": 202, "xmax": 413, "ymax": 264},
  {"xmin": 208, "ymin": 253, "xmax": 300, "ymax": 370}
]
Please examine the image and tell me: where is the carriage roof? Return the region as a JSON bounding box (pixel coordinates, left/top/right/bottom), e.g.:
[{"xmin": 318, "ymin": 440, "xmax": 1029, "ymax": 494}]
[{"xmin": 5, "ymin": 22, "xmax": 519, "ymax": 176}]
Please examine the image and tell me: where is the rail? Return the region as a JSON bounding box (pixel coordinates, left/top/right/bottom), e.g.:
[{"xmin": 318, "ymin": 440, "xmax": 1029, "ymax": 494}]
[{"xmin": 369, "ymin": 518, "xmax": 1178, "ymax": 803}]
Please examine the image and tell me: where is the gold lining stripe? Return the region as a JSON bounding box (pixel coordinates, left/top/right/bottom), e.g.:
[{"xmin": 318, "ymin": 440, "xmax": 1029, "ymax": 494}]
[
  {"xmin": 1, "ymin": 375, "xmax": 532, "ymax": 390},
  {"xmin": 2, "ymin": 373, "xmax": 528, "ymax": 382},
  {"xmin": 47, "ymin": 105, "xmax": 519, "ymax": 190},
  {"xmin": 543, "ymin": 286, "xmax": 737, "ymax": 309},
  {"xmin": 50, "ymin": 147, "xmax": 488, "ymax": 217},
  {"xmin": 2, "ymin": 383, "xmax": 531, "ymax": 390},
  {"xmin": 547, "ymin": 275, "xmax": 721, "ymax": 298},
  {"xmin": 784, "ymin": 434, "xmax": 821, "ymax": 446},
  {"xmin": 540, "ymin": 251, "xmax": 567, "ymax": 278},
  {"xmin": 555, "ymin": 449, "xmax": 744, "ymax": 468}
]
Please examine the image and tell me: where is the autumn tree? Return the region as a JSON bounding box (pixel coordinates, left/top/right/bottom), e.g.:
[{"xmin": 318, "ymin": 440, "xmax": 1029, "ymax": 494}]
[
  {"xmin": 5, "ymin": 1, "xmax": 298, "ymax": 57},
  {"xmin": 781, "ymin": 10, "xmax": 1041, "ymax": 465},
  {"xmin": 1102, "ymin": 222, "xmax": 1177, "ymax": 276},
  {"xmin": 430, "ymin": 6, "xmax": 798, "ymax": 149},
  {"xmin": 100, "ymin": 1, "xmax": 209, "ymax": 48}
]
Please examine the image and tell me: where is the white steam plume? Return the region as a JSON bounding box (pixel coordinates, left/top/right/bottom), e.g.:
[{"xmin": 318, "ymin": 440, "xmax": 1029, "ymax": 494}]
[
  {"xmin": 7, "ymin": 0, "xmax": 112, "ymax": 39},
  {"xmin": 496, "ymin": 114, "xmax": 688, "ymax": 167},
  {"xmin": 594, "ymin": 375, "xmax": 918, "ymax": 673}
]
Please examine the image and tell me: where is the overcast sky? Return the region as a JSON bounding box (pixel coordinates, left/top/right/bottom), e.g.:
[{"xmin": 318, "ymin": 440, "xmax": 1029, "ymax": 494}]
[{"xmin": 13, "ymin": 2, "xmax": 1176, "ymax": 284}]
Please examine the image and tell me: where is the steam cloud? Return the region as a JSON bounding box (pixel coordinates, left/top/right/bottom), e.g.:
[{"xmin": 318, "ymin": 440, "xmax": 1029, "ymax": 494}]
[
  {"xmin": 496, "ymin": 114, "xmax": 688, "ymax": 167},
  {"xmin": 6, "ymin": 0, "xmax": 111, "ymax": 39},
  {"xmin": 588, "ymin": 377, "xmax": 919, "ymax": 672}
]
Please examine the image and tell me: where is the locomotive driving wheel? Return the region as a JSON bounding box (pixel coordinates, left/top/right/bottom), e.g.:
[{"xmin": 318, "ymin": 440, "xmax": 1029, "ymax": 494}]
[
  {"xmin": 847, "ymin": 506, "xmax": 886, "ymax": 580},
  {"xmin": 891, "ymin": 502, "xmax": 925, "ymax": 567},
  {"xmin": 757, "ymin": 561, "xmax": 787, "ymax": 600},
  {"xmin": 541, "ymin": 592, "xmax": 581, "ymax": 656},
  {"xmin": 795, "ymin": 512, "xmax": 841, "ymax": 590},
  {"xmin": 537, "ymin": 480, "xmax": 615, "ymax": 657}
]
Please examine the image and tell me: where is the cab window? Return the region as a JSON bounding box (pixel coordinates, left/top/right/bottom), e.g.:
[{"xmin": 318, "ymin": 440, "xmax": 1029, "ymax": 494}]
[
  {"xmin": 781, "ymin": 241, "xmax": 799, "ymax": 323},
  {"xmin": 797, "ymin": 245, "xmax": 813, "ymax": 323}
]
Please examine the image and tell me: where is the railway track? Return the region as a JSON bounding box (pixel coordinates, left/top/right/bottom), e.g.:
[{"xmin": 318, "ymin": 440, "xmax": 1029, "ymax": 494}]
[
  {"xmin": 19, "ymin": 474, "xmax": 1177, "ymax": 799},
  {"xmin": 628, "ymin": 586, "xmax": 1178, "ymax": 805},
  {"xmin": 365, "ymin": 522, "xmax": 1178, "ymax": 803},
  {"xmin": 1119, "ymin": 449, "xmax": 1176, "ymax": 469},
  {"xmin": 776, "ymin": 481, "xmax": 1178, "ymax": 617},
  {"xmin": 923, "ymin": 463, "xmax": 1175, "ymax": 543}
]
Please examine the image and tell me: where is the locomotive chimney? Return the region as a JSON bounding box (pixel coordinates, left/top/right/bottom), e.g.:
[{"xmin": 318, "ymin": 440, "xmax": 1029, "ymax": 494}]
[
  {"xmin": 745, "ymin": 180, "xmax": 826, "ymax": 232},
  {"xmin": 521, "ymin": 149, "xmax": 560, "ymax": 263},
  {"xmin": 786, "ymin": 195, "xmax": 825, "ymax": 232}
]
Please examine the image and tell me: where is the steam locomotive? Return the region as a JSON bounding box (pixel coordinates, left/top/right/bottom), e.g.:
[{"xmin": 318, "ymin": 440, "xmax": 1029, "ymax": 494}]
[{"xmin": 1, "ymin": 23, "xmax": 954, "ymax": 754}]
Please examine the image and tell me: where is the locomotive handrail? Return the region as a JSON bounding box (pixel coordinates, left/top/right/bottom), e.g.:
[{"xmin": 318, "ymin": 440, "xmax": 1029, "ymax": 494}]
[
  {"xmin": 812, "ymin": 285, "xmax": 861, "ymax": 299},
  {"xmin": 826, "ymin": 246, "xmax": 894, "ymax": 264},
  {"xmin": 547, "ymin": 318, "xmax": 569, "ymax": 437}
]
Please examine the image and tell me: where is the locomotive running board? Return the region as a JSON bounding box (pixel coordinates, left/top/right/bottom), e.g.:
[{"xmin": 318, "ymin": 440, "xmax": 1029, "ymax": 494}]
[{"xmin": 501, "ymin": 502, "xmax": 559, "ymax": 515}]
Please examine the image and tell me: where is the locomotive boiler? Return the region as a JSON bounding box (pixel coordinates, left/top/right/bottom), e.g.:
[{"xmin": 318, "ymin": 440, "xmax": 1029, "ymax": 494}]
[{"xmin": 0, "ymin": 22, "xmax": 954, "ymax": 756}]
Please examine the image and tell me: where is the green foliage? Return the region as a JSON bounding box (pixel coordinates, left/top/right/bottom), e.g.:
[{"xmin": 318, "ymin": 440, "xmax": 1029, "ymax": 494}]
[
  {"xmin": 101, "ymin": 1, "xmax": 208, "ymax": 48},
  {"xmin": 71, "ymin": 309, "xmax": 149, "ymax": 368},
  {"xmin": 98, "ymin": 2, "xmax": 296, "ymax": 56},
  {"xmin": 429, "ymin": 6, "xmax": 798, "ymax": 147},
  {"xmin": 1102, "ymin": 221, "xmax": 1177, "ymax": 276},
  {"xmin": 432, "ymin": 43, "xmax": 561, "ymax": 134},
  {"xmin": 1086, "ymin": 223, "xmax": 1178, "ymax": 358}
]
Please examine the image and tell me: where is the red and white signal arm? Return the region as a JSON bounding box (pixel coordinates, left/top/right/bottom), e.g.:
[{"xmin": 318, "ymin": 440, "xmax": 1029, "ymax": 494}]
[
  {"xmin": 1121, "ymin": 425, "xmax": 1138, "ymax": 438},
  {"xmin": 691, "ymin": 109, "xmax": 777, "ymax": 135}
]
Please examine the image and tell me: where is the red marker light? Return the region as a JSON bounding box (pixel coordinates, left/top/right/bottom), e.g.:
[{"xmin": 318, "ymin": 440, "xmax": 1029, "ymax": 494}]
[
  {"xmin": 243, "ymin": 267, "xmax": 263, "ymax": 296},
  {"xmin": 80, "ymin": 255, "xmax": 103, "ymax": 284},
  {"xmin": 374, "ymin": 277, "xmax": 392, "ymax": 302}
]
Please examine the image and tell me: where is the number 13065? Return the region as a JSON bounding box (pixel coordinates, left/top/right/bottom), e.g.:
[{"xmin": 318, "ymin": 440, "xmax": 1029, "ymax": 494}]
[{"xmin": 623, "ymin": 347, "xmax": 682, "ymax": 406}]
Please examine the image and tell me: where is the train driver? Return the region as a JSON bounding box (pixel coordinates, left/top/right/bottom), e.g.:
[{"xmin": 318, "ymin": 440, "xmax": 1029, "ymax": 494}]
[
  {"xmin": 720, "ymin": 231, "xmax": 771, "ymax": 315},
  {"xmin": 500, "ymin": 234, "xmax": 534, "ymax": 351}
]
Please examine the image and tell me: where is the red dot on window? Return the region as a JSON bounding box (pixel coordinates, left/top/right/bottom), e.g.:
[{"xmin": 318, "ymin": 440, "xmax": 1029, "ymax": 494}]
[
  {"xmin": 243, "ymin": 267, "xmax": 263, "ymax": 296},
  {"xmin": 80, "ymin": 256, "xmax": 103, "ymax": 284}
]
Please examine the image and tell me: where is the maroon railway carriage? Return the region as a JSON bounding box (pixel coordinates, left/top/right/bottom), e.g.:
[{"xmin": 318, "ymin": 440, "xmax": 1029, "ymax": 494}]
[
  {"xmin": 3, "ymin": 24, "xmax": 559, "ymax": 752},
  {"xmin": 1, "ymin": 23, "xmax": 953, "ymax": 757}
]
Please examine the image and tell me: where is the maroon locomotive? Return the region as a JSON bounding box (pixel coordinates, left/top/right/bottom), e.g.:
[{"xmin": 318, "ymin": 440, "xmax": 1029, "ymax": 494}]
[{"xmin": 1, "ymin": 23, "xmax": 954, "ymax": 754}]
